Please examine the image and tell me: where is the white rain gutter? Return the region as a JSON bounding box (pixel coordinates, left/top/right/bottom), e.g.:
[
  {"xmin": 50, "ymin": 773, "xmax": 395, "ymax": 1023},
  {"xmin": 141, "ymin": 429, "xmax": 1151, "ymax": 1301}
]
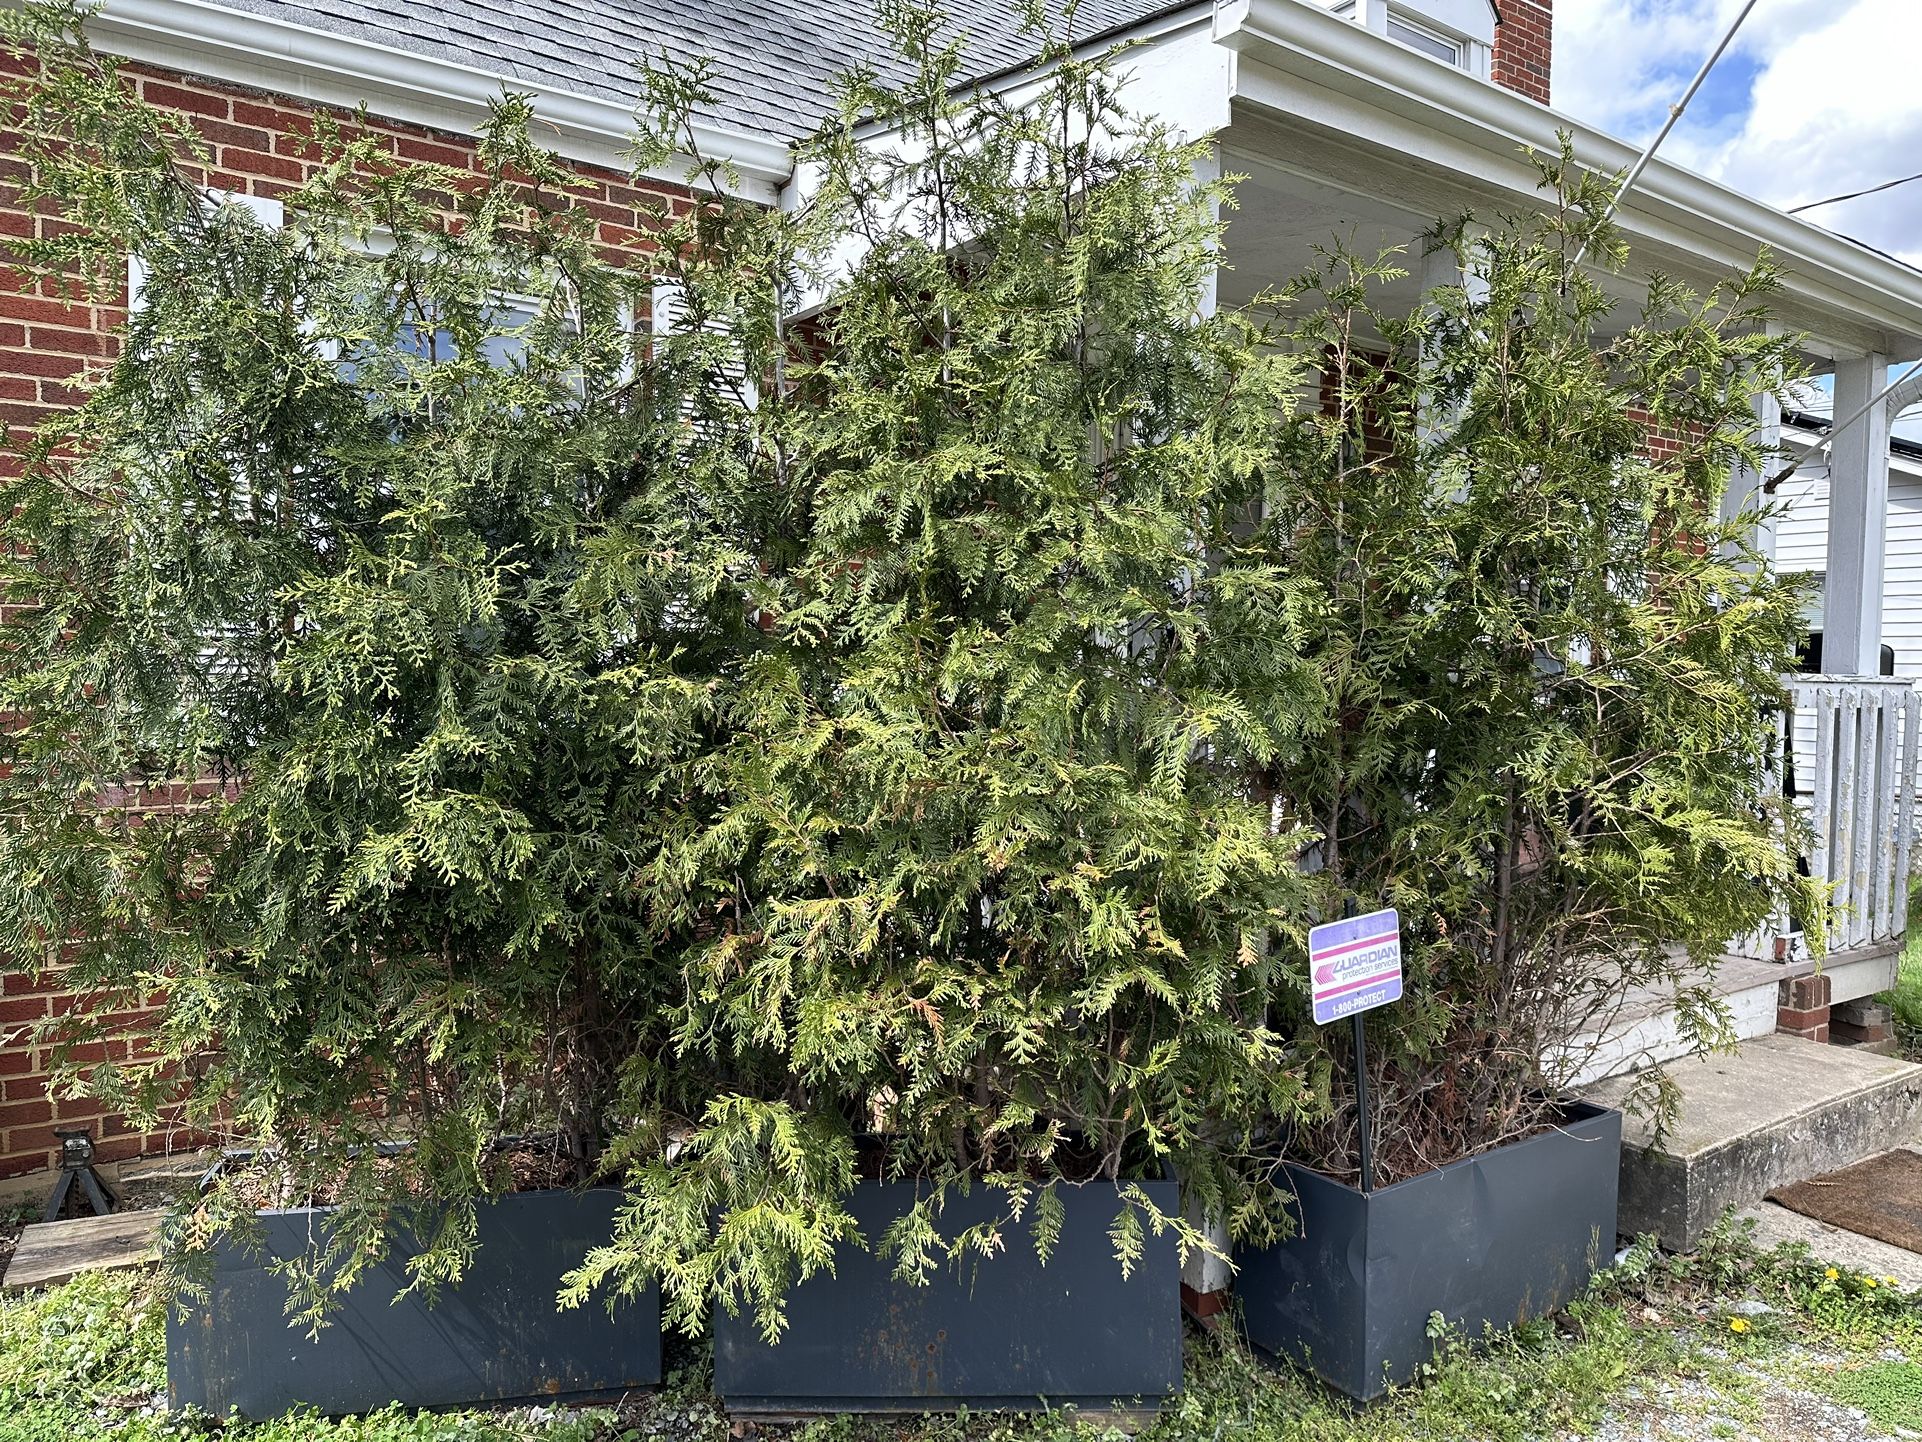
[
  {"xmin": 74, "ymin": 0, "xmax": 794, "ymax": 203},
  {"xmin": 1211, "ymin": 0, "xmax": 1922, "ymax": 353}
]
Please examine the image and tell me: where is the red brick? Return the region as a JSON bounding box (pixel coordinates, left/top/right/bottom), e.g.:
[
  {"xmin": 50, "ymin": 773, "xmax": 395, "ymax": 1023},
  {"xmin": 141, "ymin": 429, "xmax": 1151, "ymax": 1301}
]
[
  {"xmin": 1492, "ymin": 0, "xmax": 1553, "ymax": 105},
  {"xmin": 1780, "ymin": 974, "xmax": 1831, "ymax": 1010},
  {"xmin": 0, "ymin": 1099, "xmax": 52, "ymax": 1128},
  {"xmin": 394, "ymin": 136, "xmax": 471, "ymax": 168},
  {"xmin": 140, "ymin": 81, "xmax": 231, "ymax": 120},
  {"xmin": 216, "ymin": 147, "xmax": 306, "ymax": 184},
  {"xmin": 0, "ymin": 996, "xmax": 46, "ymax": 1024}
]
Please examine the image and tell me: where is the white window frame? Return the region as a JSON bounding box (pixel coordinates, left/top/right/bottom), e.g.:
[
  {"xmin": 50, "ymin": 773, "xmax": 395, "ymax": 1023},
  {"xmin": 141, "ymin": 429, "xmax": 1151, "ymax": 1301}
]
[
  {"xmin": 127, "ymin": 189, "xmax": 284, "ymax": 311},
  {"xmin": 1386, "ymin": 12, "xmax": 1464, "ymax": 67},
  {"xmin": 650, "ymin": 278, "xmax": 759, "ymax": 414},
  {"xmin": 1328, "ymin": 0, "xmax": 1493, "ymax": 79}
]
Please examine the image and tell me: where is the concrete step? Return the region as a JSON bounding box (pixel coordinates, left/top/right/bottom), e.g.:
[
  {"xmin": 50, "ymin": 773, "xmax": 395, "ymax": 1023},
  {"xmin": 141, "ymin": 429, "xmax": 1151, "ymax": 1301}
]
[
  {"xmin": 1584, "ymin": 1033, "xmax": 1922, "ymax": 1251},
  {"xmin": 1566, "ymin": 947, "xmax": 1903, "ymax": 1087}
]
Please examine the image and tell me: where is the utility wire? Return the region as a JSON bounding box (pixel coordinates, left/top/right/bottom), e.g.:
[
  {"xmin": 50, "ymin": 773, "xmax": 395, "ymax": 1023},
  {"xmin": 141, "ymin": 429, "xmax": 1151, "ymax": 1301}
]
[
  {"xmin": 1555, "ymin": 0, "xmax": 1918, "ymax": 489},
  {"xmin": 1788, "ymin": 170, "xmax": 1922, "ymax": 214},
  {"xmin": 1768, "ymin": 355, "xmax": 1922, "ymax": 491},
  {"xmin": 1569, "ymin": 0, "xmax": 1762, "ymax": 273}
]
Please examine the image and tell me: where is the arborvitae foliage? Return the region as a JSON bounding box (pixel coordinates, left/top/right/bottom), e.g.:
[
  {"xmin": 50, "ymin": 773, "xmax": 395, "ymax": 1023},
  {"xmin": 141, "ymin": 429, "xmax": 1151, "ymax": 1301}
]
[
  {"xmin": 0, "ymin": 2, "xmax": 779, "ymax": 1311},
  {"xmin": 569, "ymin": 9, "xmax": 1328, "ymax": 1338},
  {"xmin": 1256, "ymin": 147, "xmax": 1819, "ymax": 1184},
  {"xmin": 0, "ymin": 0, "xmax": 1815, "ymax": 1348}
]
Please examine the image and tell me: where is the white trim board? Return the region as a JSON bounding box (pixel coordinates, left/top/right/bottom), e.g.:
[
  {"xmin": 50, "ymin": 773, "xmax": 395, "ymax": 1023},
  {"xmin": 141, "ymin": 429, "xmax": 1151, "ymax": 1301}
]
[{"xmin": 82, "ymin": 0, "xmax": 793, "ymax": 204}]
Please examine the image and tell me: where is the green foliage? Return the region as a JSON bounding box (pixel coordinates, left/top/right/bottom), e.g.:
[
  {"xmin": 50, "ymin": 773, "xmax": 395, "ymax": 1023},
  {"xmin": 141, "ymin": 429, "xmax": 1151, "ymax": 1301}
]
[
  {"xmin": 0, "ymin": 0, "xmax": 1817, "ymax": 1347},
  {"xmin": 1823, "ymin": 1360, "xmax": 1922, "ymax": 1431},
  {"xmin": 587, "ymin": 6, "xmax": 1328, "ymax": 1335},
  {"xmin": 0, "ymin": 1270, "xmax": 164, "ymax": 1418},
  {"xmin": 1252, "ymin": 143, "xmax": 1818, "ymax": 1180},
  {"xmin": 0, "ymin": 0, "xmax": 775, "ymax": 1309},
  {"xmin": 1886, "ymin": 884, "xmax": 1922, "ymax": 1043}
]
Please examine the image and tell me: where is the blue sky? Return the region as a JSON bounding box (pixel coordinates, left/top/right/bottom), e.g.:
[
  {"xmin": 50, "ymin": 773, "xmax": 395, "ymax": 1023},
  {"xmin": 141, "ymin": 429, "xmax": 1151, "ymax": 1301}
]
[{"xmin": 1554, "ymin": 0, "xmax": 1922, "ymax": 267}]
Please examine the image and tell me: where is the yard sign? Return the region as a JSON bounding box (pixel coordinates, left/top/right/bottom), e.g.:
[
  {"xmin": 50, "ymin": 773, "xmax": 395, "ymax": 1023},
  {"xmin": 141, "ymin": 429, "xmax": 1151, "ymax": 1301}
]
[{"xmin": 1308, "ymin": 906, "xmax": 1403, "ymax": 1026}]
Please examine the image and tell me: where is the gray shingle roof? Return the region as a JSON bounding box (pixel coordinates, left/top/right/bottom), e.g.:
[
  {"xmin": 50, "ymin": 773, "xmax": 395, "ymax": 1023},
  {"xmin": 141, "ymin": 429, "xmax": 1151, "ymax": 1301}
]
[{"xmin": 205, "ymin": 0, "xmax": 1193, "ymax": 144}]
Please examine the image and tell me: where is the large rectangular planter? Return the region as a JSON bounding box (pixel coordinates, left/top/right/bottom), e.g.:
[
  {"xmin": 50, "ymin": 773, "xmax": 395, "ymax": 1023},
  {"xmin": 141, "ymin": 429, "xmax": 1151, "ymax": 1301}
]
[
  {"xmin": 1235, "ymin": 1102, "xmax": 1622, "ymax": 1401},
  {"xmin": 714, "ymin": 1175, "xmax": 1182, "ymax": 1416},
  {"xmin": 167, "ymin": 1187, "xmax": 660, "ymax": 1417}
]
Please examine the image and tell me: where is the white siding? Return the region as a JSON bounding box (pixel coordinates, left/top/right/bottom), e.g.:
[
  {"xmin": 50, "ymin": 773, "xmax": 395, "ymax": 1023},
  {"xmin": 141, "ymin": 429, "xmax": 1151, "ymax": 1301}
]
[{"xmin": 1774, "ymin": 457, "xmax": 1922, "ymax": 678}]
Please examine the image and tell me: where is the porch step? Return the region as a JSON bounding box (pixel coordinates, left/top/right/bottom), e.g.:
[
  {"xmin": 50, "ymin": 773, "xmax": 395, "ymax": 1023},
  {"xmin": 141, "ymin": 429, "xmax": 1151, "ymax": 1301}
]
[
  {"xmin": 1583, "ymin": 1033, "xmax": 1922, "ymax": 1251},
  {"xmin": 1567, "ymin": 947, "xmax": 1904, "ymax": 1087}
]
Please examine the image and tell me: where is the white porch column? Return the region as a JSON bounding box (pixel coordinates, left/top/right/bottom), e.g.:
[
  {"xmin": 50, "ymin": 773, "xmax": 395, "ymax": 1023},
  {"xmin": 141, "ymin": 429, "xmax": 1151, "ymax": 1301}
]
[
  {"xmin": 1722, "ymin": 387, "xmax": 1779, "ymax": 570},
  {"xmin": 1823, "ymin": 352, "xmax": 1890, "ymax": 675},
  {"xmin": 1193, "ymin": 143, "xmax": 1221, "ymax": 321}
]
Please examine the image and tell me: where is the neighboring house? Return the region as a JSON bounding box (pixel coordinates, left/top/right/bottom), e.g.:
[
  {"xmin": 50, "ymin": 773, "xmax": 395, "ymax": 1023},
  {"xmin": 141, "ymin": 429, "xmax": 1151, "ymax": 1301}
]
[
  {"xmin": 1775, "ymin": 409, "xmax": 1922, "ymax": 681},
  {"xmin": 1, "ymin": 0, "xmax": 1918, "ymax": 1185}
]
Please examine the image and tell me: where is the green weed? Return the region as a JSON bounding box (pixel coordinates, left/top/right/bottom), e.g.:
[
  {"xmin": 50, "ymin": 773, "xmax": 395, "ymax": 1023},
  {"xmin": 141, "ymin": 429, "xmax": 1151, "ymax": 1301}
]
[{"xmin": 1823, "ymin": 1359, "xmax": 1922, "ymax": 1431}]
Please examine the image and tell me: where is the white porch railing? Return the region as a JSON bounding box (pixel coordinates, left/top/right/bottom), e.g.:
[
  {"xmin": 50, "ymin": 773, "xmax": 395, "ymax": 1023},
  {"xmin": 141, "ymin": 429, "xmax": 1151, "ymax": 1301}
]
[{"xmin": 1782, "ymin": 675, "xmax": 1922, "ymax": 954}]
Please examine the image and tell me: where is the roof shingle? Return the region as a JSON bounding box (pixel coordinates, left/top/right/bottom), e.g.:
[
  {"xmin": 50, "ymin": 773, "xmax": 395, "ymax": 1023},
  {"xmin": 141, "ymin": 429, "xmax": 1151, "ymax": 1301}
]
[{"xmin": 201, "ymin": 0, "xmax": 1191, "ymax": 144}]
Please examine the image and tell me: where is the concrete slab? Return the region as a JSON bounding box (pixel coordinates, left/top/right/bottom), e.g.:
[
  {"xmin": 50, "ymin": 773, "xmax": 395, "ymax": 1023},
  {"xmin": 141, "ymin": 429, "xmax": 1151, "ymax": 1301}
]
[
  {"xmin": 1564, "ymin": 956, "xmax": 1786, "ymax": 1086},
  {"xmin": 1738, "ymin": 1200, "xmax": 1922, "ymax": 1290},
  {"xmin": 1584, "ymin": 1034, "xmax": 1922, "ymax": 1251},
  {"xmin": 1, "ymin": 1209, "xmax": 163, "ymax": 1291}
]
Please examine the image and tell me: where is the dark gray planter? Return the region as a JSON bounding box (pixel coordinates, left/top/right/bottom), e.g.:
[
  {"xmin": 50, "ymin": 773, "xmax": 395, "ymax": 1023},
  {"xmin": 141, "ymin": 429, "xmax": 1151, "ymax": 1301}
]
[
  {"xmin": 167, "ymin": 1188, "xmax": 660, "ymax": 1417},
  {"xmin": 1235, "ymin": 1101, "xmax": 1622, "ymax": 1401},
  {"xmin": 713, "ymin": 1175, "xmax": 1183, "ymax": 1417}
]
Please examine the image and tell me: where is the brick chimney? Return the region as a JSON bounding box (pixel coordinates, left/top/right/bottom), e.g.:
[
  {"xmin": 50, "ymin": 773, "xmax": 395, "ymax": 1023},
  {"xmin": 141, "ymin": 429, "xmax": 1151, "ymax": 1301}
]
[{"xmin": 1491, "ymin": 0, "xmax": 1552, "ymax": 104}]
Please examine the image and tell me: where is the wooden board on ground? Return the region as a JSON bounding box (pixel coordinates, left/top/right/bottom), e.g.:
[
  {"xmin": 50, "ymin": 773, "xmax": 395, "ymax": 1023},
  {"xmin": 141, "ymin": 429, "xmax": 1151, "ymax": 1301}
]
[
  {"xmin": 1767, "ymin": 1148, "xmax": 1922, "ymax": 1255},
  {"xmin": 2, "ymin": 1209, "xmax": 164, "ymax": 1292}
]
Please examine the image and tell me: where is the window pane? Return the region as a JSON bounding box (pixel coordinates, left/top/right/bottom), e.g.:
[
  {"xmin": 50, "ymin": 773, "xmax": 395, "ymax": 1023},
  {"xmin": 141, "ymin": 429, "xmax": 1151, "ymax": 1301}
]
[{"xmin": 1386, "ymin": 17, "xmax": 1461, "ymax": 64}]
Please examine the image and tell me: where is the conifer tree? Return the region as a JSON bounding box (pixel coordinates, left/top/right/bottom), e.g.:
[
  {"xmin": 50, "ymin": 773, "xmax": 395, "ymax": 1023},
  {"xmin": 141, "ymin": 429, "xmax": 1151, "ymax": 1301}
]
[
  {"xmin": 0, "ymin": 0, "xmax": 780, "ymax": 1308},
  {"xmin": 572, "ymin": 8, "xmax": 1329, "ymax": 1337},
  {"xmin": 1256, "ymin": 149, "xmax": 1818, "ymax": 1182}
]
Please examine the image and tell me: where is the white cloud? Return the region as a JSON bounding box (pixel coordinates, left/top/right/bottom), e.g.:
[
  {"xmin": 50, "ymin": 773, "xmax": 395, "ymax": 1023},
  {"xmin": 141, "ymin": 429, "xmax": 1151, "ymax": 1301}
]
[{"xmin": 1555, "ymin": 0, "xmax": 1922, "ymax": 266}]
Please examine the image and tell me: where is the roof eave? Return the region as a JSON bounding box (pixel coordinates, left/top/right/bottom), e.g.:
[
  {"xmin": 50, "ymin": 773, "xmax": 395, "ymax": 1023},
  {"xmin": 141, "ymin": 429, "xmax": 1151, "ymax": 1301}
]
[
  {"xmin": 1214, "ymin": 0, "xmax": 1922, "ymax": 355},
  {"xmin": 81, "ymin": 0, "xmax": 794, "ymax": 202}
]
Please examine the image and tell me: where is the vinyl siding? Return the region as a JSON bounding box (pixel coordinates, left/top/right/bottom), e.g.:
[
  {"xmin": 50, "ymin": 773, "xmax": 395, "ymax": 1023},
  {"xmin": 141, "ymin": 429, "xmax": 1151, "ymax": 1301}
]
[{"xmin": 1773, "ymin": 461, "xmax": 1922, "ymax": 679}]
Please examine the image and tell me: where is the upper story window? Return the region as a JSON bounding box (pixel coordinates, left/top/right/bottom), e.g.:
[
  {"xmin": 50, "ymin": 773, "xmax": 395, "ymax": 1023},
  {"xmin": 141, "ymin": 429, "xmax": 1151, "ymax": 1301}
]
[
  {"xmin": 1325, "ymin": 0, "xmax": 1494, "ymax": 79},
  {"xmin": 1386, "ymin": 14, "xmax": 1463, "ymax": 66}
]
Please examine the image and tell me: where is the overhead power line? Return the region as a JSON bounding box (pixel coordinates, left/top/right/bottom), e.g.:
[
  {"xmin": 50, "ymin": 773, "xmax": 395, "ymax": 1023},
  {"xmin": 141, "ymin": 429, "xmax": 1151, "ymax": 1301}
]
[
  {"xmin": 1788, "ymin": 171, "xmax": 1922, "ymax": 214},
  {"xmin": 1769, "ymin": 356, "xmax": 1922, "ymax": 491},
  {"xmin": 1570, "ymin": 0, "xmax": 1763, "ymax": 272}
]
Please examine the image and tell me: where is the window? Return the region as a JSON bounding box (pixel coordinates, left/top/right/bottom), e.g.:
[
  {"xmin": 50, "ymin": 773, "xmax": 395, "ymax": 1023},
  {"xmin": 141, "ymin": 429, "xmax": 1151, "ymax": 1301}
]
[
  {"xmin": 127, "ymin": 190, "xmax": 283, "ymax": 310},
  {"xmin": 1324, "ymin": 0, "xmax": 1492, "ymax": 76},
  {"xmin": 1386, "ymin": 14, "xmax": 1463, "ymax": 65},
  {"xmin": 650, "ymin": 279, "xmax": 758, "ymax": 416}
]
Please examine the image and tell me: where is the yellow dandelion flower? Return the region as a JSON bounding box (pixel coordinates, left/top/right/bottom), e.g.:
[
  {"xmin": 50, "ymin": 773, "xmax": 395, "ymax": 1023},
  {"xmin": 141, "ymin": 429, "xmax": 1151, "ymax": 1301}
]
[
  {"xmin": 1825, "ymin": 1267, "xmax": 1839, "ymax": 1280},
  {"xmin": 1865, "ymin": 1277, "xmax": 1879, "ymax": 1289},
  {"xmin": 1888, "ymin": 1277, "xmax": 1901, "ymax": 1287},
  {"xmin": 1728, "ymin": 1317, "xmax": 1751, "ymax": 1334}
]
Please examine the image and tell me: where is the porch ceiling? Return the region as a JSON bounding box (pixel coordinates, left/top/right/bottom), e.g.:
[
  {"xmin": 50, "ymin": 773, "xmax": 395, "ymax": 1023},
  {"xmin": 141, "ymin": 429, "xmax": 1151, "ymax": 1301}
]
[
  {"xmin": 1216, "ymin": 134, "xmax": 1678, "ymax": 349},
  {"xmin": 1211, "ymin": 0, "xmax": 1922, "ymax": 369}
]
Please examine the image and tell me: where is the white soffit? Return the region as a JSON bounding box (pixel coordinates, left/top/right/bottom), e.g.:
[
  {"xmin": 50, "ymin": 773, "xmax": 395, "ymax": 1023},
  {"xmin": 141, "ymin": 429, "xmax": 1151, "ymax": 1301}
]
[{"xmin": 1213, "ymin": 0, "xmax": 1922, "ymax": 357}]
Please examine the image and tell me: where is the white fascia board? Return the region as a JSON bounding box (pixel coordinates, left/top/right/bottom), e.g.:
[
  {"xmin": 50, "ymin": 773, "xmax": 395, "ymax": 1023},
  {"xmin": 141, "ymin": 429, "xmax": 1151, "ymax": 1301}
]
[
  {"xmin": 1214, "ymin": 0, "xmax": 1922, "ymax": 353},
  {"xmin": 82, "ymin": 0, "xmax": 793, "ymax": 204}
]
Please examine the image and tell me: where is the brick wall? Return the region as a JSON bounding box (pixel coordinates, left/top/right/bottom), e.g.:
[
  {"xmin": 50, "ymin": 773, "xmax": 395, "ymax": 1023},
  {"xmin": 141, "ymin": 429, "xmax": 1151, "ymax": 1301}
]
[
  {"xmin": 1492, "ymin": 0, "xmax": 1552, "ymax": 105},
  {"xmin": 0, "ymin": 59, "xmax": 693, "ymax": 1181}
]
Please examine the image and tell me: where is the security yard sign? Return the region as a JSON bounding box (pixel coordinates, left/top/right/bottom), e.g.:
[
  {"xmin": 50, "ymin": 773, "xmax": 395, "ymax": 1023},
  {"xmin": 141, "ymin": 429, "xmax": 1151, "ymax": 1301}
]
[{"xmin": 1309, "ymin": 907, "xmax": 1403, "ymax": 1026}]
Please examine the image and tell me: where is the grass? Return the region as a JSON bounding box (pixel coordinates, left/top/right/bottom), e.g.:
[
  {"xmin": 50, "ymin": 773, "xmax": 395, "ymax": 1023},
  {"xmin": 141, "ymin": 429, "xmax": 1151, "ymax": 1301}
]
[
  {"xmin": 1823, "ymin": 1360, "xmax": 1922, "ymax": 1432},
  {"xmin": 1881, "ymin": 881, "xmax": 1922, "ymax": 1057},
  {"xmin": 0, "ymin": 1221, "xmax": 1915, "ymax": 1442}
]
